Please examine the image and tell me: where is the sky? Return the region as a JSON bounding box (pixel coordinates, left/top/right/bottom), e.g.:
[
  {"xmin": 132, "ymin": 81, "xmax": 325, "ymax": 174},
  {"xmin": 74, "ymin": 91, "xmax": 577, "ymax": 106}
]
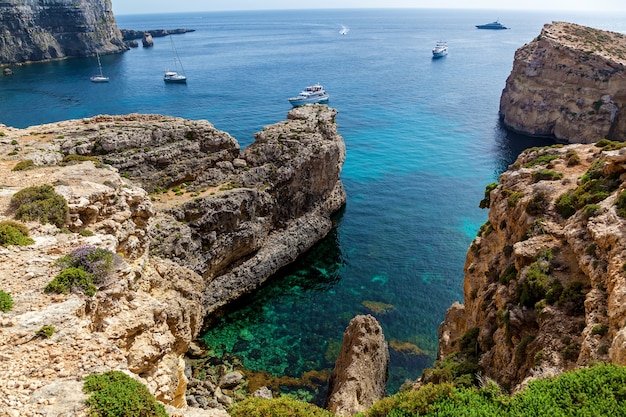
[{"xmin": 111, "ymin": 1, "xmax": 626, "ymax": 16}]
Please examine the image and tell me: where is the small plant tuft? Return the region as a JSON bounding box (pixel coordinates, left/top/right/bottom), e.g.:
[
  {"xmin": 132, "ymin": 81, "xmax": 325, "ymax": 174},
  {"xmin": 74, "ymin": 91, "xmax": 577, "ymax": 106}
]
[
  {"xmin": 35, "ymin": 325, "xmax": 55, "ymax": 338},
  {"xmin": 0, "ymin": 289, "xmax": 14, "ymax": 312},
  {"xmin": 479, "ymin": 182, "xmax": 498, "ymax": 209},
  {"xmin": 12, "ymin": 159, "xmax": 34, "ymax": 171}
]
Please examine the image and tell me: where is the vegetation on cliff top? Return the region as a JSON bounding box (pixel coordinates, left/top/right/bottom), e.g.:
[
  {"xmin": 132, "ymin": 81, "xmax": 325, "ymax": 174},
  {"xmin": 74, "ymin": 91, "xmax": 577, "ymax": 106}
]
[
  {"xmin": 0, "ymin": 220, "xmax": 34, "ymax": 247},
  {"xmin": 359, "ymin": 363, "xmax": 626, "ymax": 416},
  {"xmin": 9, "ymin": 184, "xmax": 68, "ymax": 228},
  {"xmin": 45, "ymin": 245, "xmax": 116, "ymax": 296}
]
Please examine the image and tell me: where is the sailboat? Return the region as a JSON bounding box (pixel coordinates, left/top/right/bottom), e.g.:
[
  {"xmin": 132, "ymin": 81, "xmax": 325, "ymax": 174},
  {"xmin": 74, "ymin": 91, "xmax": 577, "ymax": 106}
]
[
  {"xmin": 90, "ymin": 52, "xmax": 109, "ymax": 83},
  {"xmin": 164, "ymin": 36, "xmax": 187, "ymax": 83}
]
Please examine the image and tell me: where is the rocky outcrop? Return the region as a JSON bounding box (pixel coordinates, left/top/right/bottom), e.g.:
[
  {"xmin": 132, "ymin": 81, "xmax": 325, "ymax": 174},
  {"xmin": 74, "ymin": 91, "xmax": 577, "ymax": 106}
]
[
  {"xmin": 0, "ymin": 0, "xmax": 127, "ymax": 65},
  {"xmin": 121, "ymin": 29, "xmax": 196, "ymax": 41},
  {"xmin": 438, "ymin": 141, "xmax": 626, "ymax": 391},
  {"xmin": 499, "ymin": 22, "xmax": 626, "ymax": 143},
  {"xmin": 0, "ymin": 106, "xmax": 345, "ymax": 415},
  {"xmin": 325, "ymin": 315, "xmax": 389, "ymax": 416}
]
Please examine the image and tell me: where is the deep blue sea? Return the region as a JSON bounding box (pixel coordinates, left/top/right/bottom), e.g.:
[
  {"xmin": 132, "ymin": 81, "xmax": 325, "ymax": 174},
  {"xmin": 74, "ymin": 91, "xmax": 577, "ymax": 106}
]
[{"xmin": 3, "ymin": 8, "xmax": 626, "ymax": 401}]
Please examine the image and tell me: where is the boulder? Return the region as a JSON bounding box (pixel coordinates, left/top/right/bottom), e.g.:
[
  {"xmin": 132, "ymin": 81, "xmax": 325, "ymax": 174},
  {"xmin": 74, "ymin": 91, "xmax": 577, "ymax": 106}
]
[{"xmin": 143, "ymin": 33, "xmax": 154, "ymax": 47}]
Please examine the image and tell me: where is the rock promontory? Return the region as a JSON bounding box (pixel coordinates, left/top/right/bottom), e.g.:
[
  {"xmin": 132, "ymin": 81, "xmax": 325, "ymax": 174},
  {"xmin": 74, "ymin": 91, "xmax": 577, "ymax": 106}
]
[
  {"xmin": 499, "ymin": 22, "xmax": 626, "ymax": 143},
  {"xmin": 0, "ymin": 105, "xmax": 345, "ymax": 415},
  {"xmin": 0, "ymin": 0, "xmax": 127, "ymax": 65},
  {"xmin": 437, "ymin": 140, "xmax": 626, "ymax": 391}
]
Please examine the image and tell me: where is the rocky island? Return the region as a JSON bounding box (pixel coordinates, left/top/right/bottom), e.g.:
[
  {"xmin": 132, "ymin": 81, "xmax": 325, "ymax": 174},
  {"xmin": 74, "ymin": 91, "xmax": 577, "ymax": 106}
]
[
  {"xmin": 0, "ymin": 105, "xmax": 345, "ymax": 416},
  {"xmin": 499, "ymin": 21, "xmax": 626, "ymax": 143}
]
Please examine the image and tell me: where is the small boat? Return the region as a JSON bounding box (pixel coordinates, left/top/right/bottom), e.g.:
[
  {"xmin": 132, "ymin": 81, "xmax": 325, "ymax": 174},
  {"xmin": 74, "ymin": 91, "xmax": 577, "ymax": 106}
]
[
  {"xmin": 339, "ymin": 25, "xmax": 349, "ymax": 35},
  {"xmin": 164, "ymin": 71, "xmax": 187, "ymax": 83},
  {"xmin": 288, "ymin": 84, "xmax": 329, "ymax": 107},
  {"xmin": 476, "ymin": 20, "xmax": 508, "ymax": 30},
  {"xmin": 90, "ymin": 52, "xmax": 109, "ymax": 83},
  {"xmin": 164, "ymin": 36, "xmax": 187, "ymax": 83},
  {"xmin": 432, "ymin": 41, "xmax": 448, "ymax": 58}
]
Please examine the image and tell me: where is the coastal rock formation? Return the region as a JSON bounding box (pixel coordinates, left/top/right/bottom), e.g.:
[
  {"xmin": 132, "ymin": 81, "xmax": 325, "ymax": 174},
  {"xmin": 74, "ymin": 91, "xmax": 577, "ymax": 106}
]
[
  {"xmin": 325, "ymin": 315, "xmax": 390, "ymax": 416},
  {"xmin": 0, "ymin": 106, "xmax": 345, "ymax": 415},
  {"xmin": 0, "ymin": 0, "xmax": 127, "ymax": 65},
  {"xmin": 121, "ymin": 29, "xmax": 196, "ymax": 41},
  {"xmin": 499, "ymin": 22, "xmax": 626, "ymax": 143},
  {"xmin": 437, "ymin": 141, "xmax": 626, "ymax": 391}
]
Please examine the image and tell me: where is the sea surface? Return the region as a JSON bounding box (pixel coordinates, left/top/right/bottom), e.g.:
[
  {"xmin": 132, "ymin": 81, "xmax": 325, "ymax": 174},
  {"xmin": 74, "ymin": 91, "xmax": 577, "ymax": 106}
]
[{"xmin": 3, "ymin": 8, "xmax": 626, "ymax": 402}]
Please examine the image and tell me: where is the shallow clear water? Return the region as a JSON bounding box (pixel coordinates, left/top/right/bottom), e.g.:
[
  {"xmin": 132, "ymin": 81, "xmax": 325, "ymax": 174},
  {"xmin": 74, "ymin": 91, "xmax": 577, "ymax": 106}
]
[{"xmin": 2, "ymin": 8, "xmax": 625, "ymax": 399}]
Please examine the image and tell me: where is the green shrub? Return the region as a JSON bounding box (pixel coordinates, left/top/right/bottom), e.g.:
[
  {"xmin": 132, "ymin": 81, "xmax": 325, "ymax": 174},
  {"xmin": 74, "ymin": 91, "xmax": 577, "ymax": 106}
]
[
  {"xmin": 0, "ymin": 290, "xmax": 14, "ymax": 312},
  {"xmin": 517, "ymin": 249, "xmax": 558, "ymax": 308},
  {"xmin": 61, "ymin": 154, "xmax": 102, "ymax": 167},
  {"xmin": 479, "ymin": 182, "xmax": 498, "ymax": 209},
  {"xmin": 566, "ymin": 151, "xmax": 581, "ymax": 166},
  {"xmin": 595, "ymin": 139, "xmax": 626, "ymax": 151},
  {"xmin": 505, "ymin": 190, "xmax": 524, "ymax": 207},
  {"xmin": 0, "ymin": 220, "xmax": 34, "ymax": 247},
  {"xmin": 499, "ymin": 264, "xmax": 518, "ymax": 285},
  {"xmin": 582, "ymin": 204, "xmax": 601, "ymax": 219},
  {"xmin": 364, "ymin": 364, "xmax": 626, "ymax": 417},
  {"xmin": 56, "ymin": 245, "xmax": 115, "ymax": 280},
  {"xmin": 10, "ymin": 184, "xmax": 68, "ymax": 228},
  {"xmin": 558, "ymin": 281, "xmax": 588, "ymax": 316},
  {"xmin": 36, "ymin": 325, "xmax": 55, "ymax": 338},
  {"xmin": 523, "ymin": 153, "xmax": 559, "ymax": 168},
  {"xmin": 532, "ymin": 169, "xmax": 563, "ymax": 183},
  {"xmin": 11, "ymin": 159, "xmax": 34, "ymax": 171},
  {"xmin": 556, "ymin": 190, "xmax": 576, "ymax": 219},
  {"xmin": 83, "ymin": 370, "xmax": 167, "ymax": 417},
  {"xmin": 45, "ymin": 267, "xmax": 97, "ymax": 296},
  {"xmin": 79, "ymin": 229, "xmax": 94, "ymax": 237},
  {"xmin": 230, "ymin": 396, "xmax": 335, "ymax": 417},
  {"xmin": 591, "ymin": 324, "xmax": 609, "ymax": 336}
]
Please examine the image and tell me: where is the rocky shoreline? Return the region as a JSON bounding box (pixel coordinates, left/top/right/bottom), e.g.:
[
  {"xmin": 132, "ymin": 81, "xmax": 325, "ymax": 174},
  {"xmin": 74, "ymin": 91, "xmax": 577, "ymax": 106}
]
[{"xmin": 0, "ymin": 106, "xmax": 346, "ymax": 416}]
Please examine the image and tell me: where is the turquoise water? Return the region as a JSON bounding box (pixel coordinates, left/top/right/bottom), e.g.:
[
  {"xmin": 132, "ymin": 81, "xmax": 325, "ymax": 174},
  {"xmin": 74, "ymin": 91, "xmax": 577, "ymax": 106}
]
[{"xmin": 2, "ymin": 8, "xmax": 626, "ymax": 400}]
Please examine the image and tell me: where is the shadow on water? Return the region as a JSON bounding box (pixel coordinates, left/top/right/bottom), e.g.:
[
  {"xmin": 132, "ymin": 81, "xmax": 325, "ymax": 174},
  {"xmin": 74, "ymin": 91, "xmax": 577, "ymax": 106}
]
[
  {"xmin": 493, "ymin": 120, "xmax": 558, "ymax": 176},
  {"xmin": 199, "ymin": 214, "xmax": 346, "ymax": 405}
]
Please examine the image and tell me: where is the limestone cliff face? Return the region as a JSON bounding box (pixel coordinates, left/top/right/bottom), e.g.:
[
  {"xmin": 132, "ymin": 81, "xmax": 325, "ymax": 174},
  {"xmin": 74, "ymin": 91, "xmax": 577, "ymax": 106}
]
[
  {"xmin": 438, "ymin": 142, "xmax": 626, "ymax": 391},
  {"xmin": 0, "ymin": 107, "xmax": 345, "ymax": 415},
  {"xmin": 0, "ymin": 0, "xmax": 127, "ymax": 65},
  {"xmin": 499, "ymin": 22, "xmax": 626, "ymax": 143}
]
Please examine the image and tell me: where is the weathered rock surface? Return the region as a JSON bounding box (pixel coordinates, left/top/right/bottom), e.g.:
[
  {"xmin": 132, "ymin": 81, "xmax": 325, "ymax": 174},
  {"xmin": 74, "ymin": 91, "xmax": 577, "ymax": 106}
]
[
  {"xmin": 438, "ymin": 142, "xmax": 626, "ymax": 391},
  {"xmin": 0, "ymin": 106, "xmax": 345, "ymax": 415},
  {"xmin": 325, "ymin": 315, "xmax": 390, "ymax": 416},
  {"xmin": 500, "ymin": 22, "xmax": 626, "ymax": 143},
  {"xmin": 0, "ymin": 0, "xmax": 127, "ymax": 65}
]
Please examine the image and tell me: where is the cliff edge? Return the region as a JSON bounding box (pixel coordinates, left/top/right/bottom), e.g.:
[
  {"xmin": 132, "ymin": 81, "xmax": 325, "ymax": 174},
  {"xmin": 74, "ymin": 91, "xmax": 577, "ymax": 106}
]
[
  {"xmin": 499, "ymin": 22, "xmax": 626, "ymax": 143},
  {"xmin": 0, "ymin": 0, "xmax": 127, "ymax": 65},
  {"xmin": 437, "ymin": 140, "xmax": 626, "ymax": 391},
  {"xmin": 0, "ymin": 106, "xmax": 345, "ymax": 415}
]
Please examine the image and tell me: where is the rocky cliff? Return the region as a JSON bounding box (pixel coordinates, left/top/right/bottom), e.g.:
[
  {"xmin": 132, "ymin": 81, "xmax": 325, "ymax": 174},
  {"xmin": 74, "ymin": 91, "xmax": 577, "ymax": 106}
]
[
  {"xmin": 0, "ymin": 106, "xmax": 345, "ymax": 415},
  {"xmin": 0, "ymin": 0, "xmax": 127, "ymax": 65},
  {"xmin": 437, "ymin": 140, "xmax": 626, "ymax": 391},
  {"xmin": 499, "ymin": 22, "xmax": 626, "ymax": 143}
]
